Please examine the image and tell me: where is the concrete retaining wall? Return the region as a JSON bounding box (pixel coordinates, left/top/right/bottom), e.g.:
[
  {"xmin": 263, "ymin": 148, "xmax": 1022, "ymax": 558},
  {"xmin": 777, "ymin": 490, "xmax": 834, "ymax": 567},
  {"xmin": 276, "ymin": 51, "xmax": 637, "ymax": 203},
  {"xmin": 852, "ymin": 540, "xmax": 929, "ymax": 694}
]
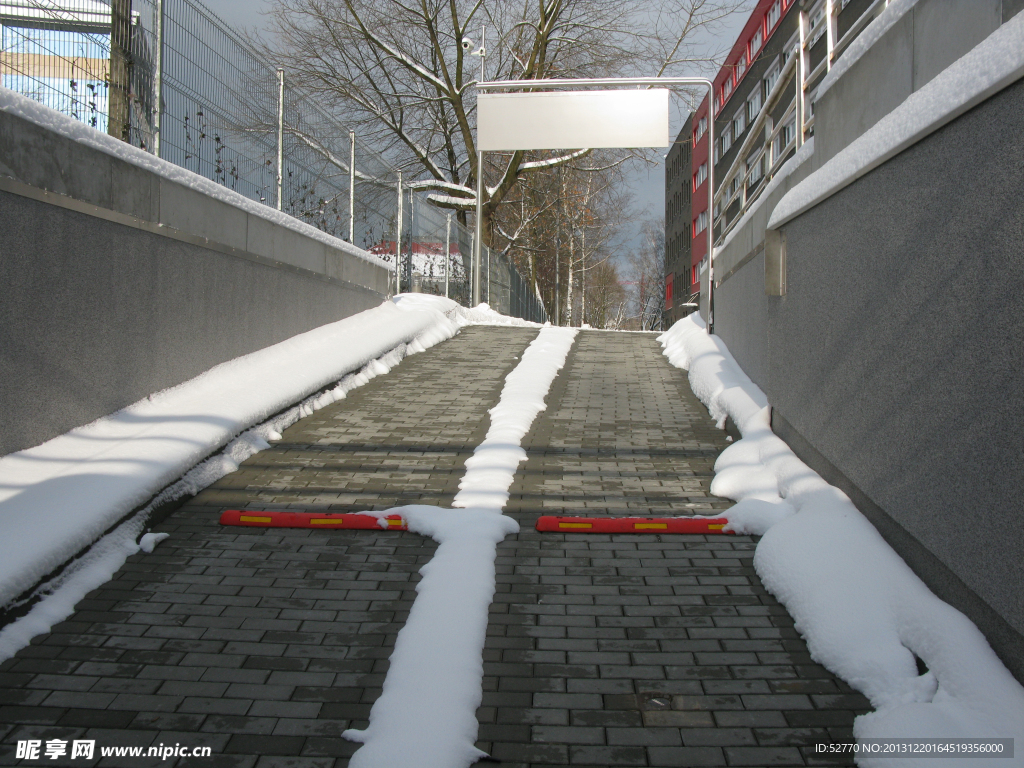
[
  {"xmin": 0, "ymin": 105, "xmax": 390, "ymax": 456},
  {"xmin": 706, "ymin": 0, "xmax": 1024, "ymax": 681}
]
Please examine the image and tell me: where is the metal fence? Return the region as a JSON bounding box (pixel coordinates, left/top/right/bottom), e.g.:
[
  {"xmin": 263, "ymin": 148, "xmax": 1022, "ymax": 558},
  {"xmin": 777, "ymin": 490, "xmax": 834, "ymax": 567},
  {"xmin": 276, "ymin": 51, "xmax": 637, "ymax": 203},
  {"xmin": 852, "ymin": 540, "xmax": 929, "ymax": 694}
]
[
  {"xmin": 0, "ymin": 0, "xmax": 546, "ymax": 322},
  {"xmin": 396, "ymin": 194, "xmax": 546, "ymax": 322}
]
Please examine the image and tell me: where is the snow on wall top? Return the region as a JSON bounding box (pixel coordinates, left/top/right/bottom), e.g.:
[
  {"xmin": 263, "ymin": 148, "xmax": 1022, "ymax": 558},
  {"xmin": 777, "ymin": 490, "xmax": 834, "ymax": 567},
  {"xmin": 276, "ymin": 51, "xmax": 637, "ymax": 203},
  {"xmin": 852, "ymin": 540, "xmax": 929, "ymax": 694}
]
[
  {"xmin": 0, "ymin": 86, "xmax": 391, "ymax": 271},
  {"xmin": 769, "ymin": 12, "xmax": 1024, "ymax": 230}
]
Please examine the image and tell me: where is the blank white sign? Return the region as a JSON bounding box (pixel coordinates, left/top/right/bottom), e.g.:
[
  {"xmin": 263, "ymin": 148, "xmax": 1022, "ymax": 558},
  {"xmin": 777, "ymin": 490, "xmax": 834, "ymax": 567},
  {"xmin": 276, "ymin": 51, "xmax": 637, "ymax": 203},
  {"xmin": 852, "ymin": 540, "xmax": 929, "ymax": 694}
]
[{"xmin": 477, "ymin": 89, "xmax": 670, "ymax": 151}]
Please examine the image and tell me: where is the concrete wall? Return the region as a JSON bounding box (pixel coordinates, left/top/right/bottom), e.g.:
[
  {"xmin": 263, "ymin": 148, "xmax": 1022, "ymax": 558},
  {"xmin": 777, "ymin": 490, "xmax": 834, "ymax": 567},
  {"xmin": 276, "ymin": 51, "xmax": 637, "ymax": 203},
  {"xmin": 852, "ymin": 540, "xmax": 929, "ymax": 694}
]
[
  {"xmin": 814, "ymin": 0, "xmax": 1004, "ymax": 167},
  {"xmin": 706, "ymin": 0, "xmax": 1024, "ymax": 681},
  {"xmin": 0, "ymin": 107, "xmax": 390, "ymax": 456},
  {"xmin": 768, "ymin": 80, "xmax": 1024, "ymax": 669}
]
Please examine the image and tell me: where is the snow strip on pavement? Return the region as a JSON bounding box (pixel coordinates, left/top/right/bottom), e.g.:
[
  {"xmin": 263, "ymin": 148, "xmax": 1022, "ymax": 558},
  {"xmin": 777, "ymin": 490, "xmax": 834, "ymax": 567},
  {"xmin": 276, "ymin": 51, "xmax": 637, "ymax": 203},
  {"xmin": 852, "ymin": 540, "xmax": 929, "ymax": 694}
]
[
  {"xmin": 769, "ymin": 11, "xmax": 1024, "ymax": 230},
  {"xmin": 658, "ymin": 315, "xmax": 1024, "ymax": 765},
  {"xmin": 452, "ymin": 327, "xmax": 577, "ymax": 509},
  {"xmin": 342, "ymin": 326, "xmax": 578, "ymax": 768},
  {"xmin": 0, "ymin": 295, "xmax": 517, "ymax": 660}
]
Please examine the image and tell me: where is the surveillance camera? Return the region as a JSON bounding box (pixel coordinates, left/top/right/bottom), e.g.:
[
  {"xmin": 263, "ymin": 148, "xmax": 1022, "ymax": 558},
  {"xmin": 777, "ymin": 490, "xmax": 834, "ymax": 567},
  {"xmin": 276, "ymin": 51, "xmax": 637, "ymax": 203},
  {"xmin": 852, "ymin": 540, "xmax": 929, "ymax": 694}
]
[{"xmin": 461, "ymin": 37, "xmax": 474, "ymax": 51}]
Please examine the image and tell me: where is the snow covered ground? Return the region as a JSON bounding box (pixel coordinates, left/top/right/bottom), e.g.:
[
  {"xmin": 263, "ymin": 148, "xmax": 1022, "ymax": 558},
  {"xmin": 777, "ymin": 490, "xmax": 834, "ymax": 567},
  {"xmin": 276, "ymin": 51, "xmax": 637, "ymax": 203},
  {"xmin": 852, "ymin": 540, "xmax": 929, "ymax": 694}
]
[
  {"xmin": 342, "ymin": 326, "xmax": 577, "ymax": 768},
  {"xmin": 0, "ymin": 295, "xmax": 532, "ymax": 662},
  {"xmin": 659, "ymin": 316, "xmax": 1024, "ymax": 766}
]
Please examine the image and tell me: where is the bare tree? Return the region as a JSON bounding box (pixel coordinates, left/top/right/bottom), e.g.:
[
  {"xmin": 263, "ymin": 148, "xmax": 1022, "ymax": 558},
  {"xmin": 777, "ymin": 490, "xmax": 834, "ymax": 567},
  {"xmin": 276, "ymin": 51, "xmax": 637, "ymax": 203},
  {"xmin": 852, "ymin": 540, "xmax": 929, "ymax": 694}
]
[
  {"xmin": 626, "ymin": 218, "xmax": 666, "ymax": 331},
  {"xmin": 261, "ymin": 0, "xmax": 742, "ymax": 245},
  {"xmin": 586, "ymin": 259, "xmax": 628, "ymax": 329}
]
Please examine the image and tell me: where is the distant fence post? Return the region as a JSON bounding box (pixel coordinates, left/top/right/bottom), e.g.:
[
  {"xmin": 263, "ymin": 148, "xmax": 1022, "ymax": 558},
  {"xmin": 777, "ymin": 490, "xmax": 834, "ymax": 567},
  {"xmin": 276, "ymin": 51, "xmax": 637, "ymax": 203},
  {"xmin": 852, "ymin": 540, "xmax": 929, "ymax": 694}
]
[
  {"xmin": 395, "ymin": 170, "xmax": 403, "ymax": 295},
  {"xmin": 349, "ymin": 130, "xmax": 356, "ymax": 242},
  {"xmin": 445, "ymin": 213, "xmax": 451, "ymax": 299},
  {"xmin": 276, "ymin": 68, "xmax": 285, "ymax": 211}
]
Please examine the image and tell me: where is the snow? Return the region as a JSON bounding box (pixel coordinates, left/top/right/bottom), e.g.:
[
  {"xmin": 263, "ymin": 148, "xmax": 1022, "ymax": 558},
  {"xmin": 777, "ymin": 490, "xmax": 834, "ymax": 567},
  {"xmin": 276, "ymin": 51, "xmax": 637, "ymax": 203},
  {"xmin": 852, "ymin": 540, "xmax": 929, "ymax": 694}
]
[
  {"xmin": 0, "ymin": 514, "xmax": 147, "ymax": 663},
  {"xmin": 455, "ymin": 302, "xmax": 543, "ymax": 327},
  {"xmin": 392, "ymin": 294, "xmax": 542, "ymax": 328},
  {"xmin": 0, "ymin": 298, "xmax": 461, "ymax": 618},
  {"xmin": 343, "ymin": 326, "xmax": 577, "ymax": 768},
  {"xmin": 816, "ymin": 0, "xmax": 919, "ymax": 100},
  {"xmin": 658, "ymin": 315, "xmax": 1024, "ymax": 764},
  {"xmin": 0, "ymin": 86, "xmax": 389, "ymax": 270},
  {"xmin": 341, "ymin": 507, "xmax": 519, "ymax": 768},
  {"xmin": 453, "ymin": 327, "xmax": 577, "ymax": 509},
  {"xmin": 769, "ymin": 12, "xmax": 1024, "ymax": 229}
]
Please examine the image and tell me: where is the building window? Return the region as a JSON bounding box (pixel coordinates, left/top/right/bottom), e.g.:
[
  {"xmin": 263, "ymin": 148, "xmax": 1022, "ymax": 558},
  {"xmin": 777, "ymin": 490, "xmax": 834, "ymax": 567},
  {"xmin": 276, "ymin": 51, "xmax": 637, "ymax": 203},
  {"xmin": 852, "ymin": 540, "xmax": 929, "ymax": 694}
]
[
  {"xmin": 764, "ymin": 61, "xmax": 781, "ymax": 98},
  {"xmin": 695, "ymin": 116, "xmax": 707, "ymax": 141},
  {"xmin": 729, "ymin": 175, "xmax": 740, "ymax": 199},
  {"xmin": 693, "ymin": 162, "xmax": 707, "ymax": 191},
  {"xmin": 723, "ymin": 78, "xmax": 733, "ymax": 101},
  {"xmin": 747, "ymin": 88, "xmax": 762, "ymax": 122},
  {"xmin": 747, "ymin": 152, "xmax": 764, "ymax": 186},
  {"xmin": 693, "ymin": 211, "xmax": 708, "ymax": 236},
  {"xmin": 809, "ymin": 6, "xmax": 826, "ymax": 47},
  {"xmin": 767, "ymin": 0, "xmax": 782, "ymax": 29},
  {"xmin": 773, "ymin": 117, "xmax": 796, "ymax": 158},
  {"xmin": 732, "ymin": 110, "xmax": 745, "ymax": 139},
  {"xmin": 749, "ymin": 28, "xmax": 763, "ymax": 59},
  {"xmin": 692, "ymin": 264, "xmax": 698, "ymax": 286},
  {"xmin": 736, "ymin": 57, "xmax": 747, "ymax": 80},
  {"xmin": 719, "ymin": 123, "xmax": 732, "ymax": 156}
]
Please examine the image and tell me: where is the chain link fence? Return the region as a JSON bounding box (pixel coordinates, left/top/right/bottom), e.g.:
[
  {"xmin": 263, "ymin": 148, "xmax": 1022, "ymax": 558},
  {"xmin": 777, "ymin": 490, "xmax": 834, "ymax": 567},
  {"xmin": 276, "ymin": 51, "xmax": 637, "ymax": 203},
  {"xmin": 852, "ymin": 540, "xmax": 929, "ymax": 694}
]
[{"xmin": 0, "ymin": 0, "xmax": 545, "ymax": 322}]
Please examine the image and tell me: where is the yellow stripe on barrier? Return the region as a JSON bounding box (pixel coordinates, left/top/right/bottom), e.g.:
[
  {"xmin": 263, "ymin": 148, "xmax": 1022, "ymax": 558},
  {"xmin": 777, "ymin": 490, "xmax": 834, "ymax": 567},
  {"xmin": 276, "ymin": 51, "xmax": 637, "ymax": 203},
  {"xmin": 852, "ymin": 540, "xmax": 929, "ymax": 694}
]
[
  {"xmin": 239, "ymin": 515, "xmax": 272, "ymax": 523},
  {"xmin": 559, "ymin": 522, "xmax": 593, "ymax": 529},
  {"xmin": 634, "ymin": 523, "xmax": 667, "ymax": 530},
  {"xmin": 708, "ymin": 524, "xmax": 725, "ymax": 530},
  {"xmin": 310, "ymin": 519, "xmax": 345, "ymax": 524}
]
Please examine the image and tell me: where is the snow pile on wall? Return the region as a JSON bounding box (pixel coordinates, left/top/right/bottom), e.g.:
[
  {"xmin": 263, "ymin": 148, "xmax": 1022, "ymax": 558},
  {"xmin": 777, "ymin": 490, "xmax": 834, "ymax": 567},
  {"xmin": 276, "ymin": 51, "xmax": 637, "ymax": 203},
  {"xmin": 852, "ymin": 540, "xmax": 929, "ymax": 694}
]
[
  {"xmin": 343, "ymin": 326, "xmax": 578, "ymax": 768},
  {"xmin": 0, "ymin": 298, "xmax": 460, "ymax": 616},
  {"xmin": 0, "ymin": 86, "xmax": 387, "ymax": 269},
  {"xmin": 770, "ymin": 12, "xmax": 1024, "ymax": 229},
  {"xmin": 393, "ymin": 293, "xmax": 542, "ymax": 327},
  {"xmin": 658, "ymin": 316, "xmax": 1024, "ymax": 763}
]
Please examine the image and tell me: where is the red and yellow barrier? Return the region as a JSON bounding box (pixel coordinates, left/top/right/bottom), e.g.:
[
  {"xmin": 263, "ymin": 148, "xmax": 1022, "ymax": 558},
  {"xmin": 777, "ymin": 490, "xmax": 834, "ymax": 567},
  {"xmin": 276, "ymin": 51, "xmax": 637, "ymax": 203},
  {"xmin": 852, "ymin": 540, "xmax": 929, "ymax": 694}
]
[
  {"xmin": 535, "ymin": 515, "xmax": 731, "ymax": 534},
  {"xmin": 219, "ymin": 509, "xmax": 407, "ymax": 530}
]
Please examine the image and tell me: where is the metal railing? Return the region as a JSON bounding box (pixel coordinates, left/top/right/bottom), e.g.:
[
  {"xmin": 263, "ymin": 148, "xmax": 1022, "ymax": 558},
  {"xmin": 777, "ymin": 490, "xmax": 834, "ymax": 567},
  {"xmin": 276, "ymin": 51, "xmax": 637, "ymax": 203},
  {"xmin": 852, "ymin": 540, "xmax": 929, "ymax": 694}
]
[
  {"xmin": 0, "ymin": 0, "xmax": 545, "ymax": 322},
  {"xmin": 712, "ymin": 0, "xmax": 890, "ymax": 246}
]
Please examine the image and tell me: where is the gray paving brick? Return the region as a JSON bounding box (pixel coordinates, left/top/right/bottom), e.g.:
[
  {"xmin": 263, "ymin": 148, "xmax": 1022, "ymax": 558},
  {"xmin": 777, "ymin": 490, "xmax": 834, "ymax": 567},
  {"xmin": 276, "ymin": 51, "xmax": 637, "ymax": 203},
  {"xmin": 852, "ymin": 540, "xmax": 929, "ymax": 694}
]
[{"xmin": 3, "ymin": 328, "xmax": 864, "ymax": 767}]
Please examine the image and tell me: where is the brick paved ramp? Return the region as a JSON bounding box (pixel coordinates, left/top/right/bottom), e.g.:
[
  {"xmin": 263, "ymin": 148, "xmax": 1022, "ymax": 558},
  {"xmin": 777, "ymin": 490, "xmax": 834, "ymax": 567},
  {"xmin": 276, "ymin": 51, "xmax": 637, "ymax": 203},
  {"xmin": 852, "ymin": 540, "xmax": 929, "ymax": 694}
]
[
  {"xmin": 0, "ymin": 327, "xmax": 871, "ymax": 767},
  {"xmin": 0, "ymin": 326, "xmax": 538, "ymax": 767},
  {"xmin": 478, "ymin": 331, "xmax": 870, "ymax": 767}
]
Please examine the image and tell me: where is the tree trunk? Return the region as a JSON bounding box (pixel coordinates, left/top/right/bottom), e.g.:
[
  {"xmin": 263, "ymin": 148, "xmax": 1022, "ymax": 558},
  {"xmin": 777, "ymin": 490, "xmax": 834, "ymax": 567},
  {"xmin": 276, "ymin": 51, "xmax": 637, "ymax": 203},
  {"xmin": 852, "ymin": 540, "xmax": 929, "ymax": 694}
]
[{"xmin": 108, "ymin": 0, "xmax": 133, "ymax": 142}]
